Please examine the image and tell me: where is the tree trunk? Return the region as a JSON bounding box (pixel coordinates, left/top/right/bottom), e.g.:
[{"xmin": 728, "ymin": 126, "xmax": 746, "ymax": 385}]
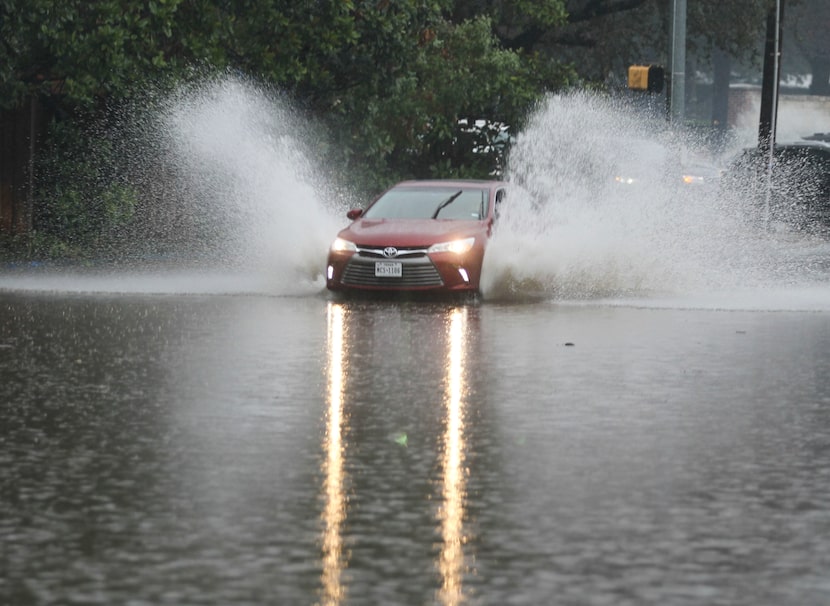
[
  {"xmin": 758, "ymin": 0, "xmax": 785, "ymax": 153},
  {"xmin": 0, "ymin": 96, "xmax": 40, "ymax": 235}
]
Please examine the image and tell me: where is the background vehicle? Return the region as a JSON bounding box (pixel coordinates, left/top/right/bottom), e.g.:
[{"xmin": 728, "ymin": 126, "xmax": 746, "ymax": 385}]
[{"xmin": 723, "ymin": 134, "xmax": 830, "ymax": 231}]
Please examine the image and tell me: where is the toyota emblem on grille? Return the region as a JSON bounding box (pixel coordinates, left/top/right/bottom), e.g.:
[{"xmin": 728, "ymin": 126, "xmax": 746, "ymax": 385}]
[{"xmin": 383, "ymin": 246, "xmax": 399, "ymax": 258}]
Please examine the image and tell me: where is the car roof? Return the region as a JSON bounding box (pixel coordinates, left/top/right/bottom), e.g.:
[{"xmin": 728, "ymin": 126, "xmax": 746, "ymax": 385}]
[
  {"xmin": 773, "ymin": 133, "xmax": 830, "ymax": 151},
  {"xmin": 393, "ymin": 179, "xmax": 507, "ymax": 190},
  {"xmin": 775, "ymin": 141, "xmax": 830, "ymax": 150},
  {"xmin": 736, "ymin": 139, "xmax": 830, "ymax": 159},
  {"xmin": 801, "ymin": 132, "xmax": 830, "ymax": 144}
]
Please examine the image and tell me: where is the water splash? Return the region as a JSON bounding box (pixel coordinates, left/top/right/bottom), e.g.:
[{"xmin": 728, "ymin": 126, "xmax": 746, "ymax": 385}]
[
  {"xmin": 3, "ymin": 75, "xmax": 349, "ymax": 297},
  {"xmin": 155, "ymin": 75, "xmax": 345, "ymax": 294},
  {"xmin": 5, "ymin": 82, "xmax": 828, "ymax": 308},
  {"xmin": 481, "ymin": 91, "xmax": 830, "ymax": 308}
]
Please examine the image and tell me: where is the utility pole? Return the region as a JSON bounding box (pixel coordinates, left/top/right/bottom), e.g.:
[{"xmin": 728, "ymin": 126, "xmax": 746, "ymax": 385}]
[
  {"xmin": 669, "ymin": 0, "xmax": 686, "ymax": 126},
  {"xmin": 758, "ymin": 0, "xmax": 784, "ymax": 227},
  {"xmin": 759, "ymin": 0, "xmax": 785, "ymax": 153}
]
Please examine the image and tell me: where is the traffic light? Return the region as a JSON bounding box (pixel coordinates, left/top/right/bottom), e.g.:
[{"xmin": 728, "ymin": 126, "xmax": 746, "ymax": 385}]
[{"xmin": 628, "ymin": 65, "xmax": 664, "ymax": 93}]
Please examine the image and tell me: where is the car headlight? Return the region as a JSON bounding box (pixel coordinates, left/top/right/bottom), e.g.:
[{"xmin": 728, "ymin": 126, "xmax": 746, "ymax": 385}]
[
  {"xmin": 428, "ymin": 237, "xmax": 475, "ymax": 255},
  {"xmin": 330, "ymin": 237, "xmax": 357, "ymax": 253}
]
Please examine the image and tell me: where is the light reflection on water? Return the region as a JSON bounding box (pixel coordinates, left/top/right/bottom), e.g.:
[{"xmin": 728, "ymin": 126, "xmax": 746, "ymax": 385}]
[
  {"xmin": 321, "ymin": 302, "xmax": 348, "ymax": 605},
  {"xmin": 321, "ymin": 303, "xmax": 473, "ymax": 605},
  {"xmin": 2, "ymin": 293, "xmax": 830, "ymax": 605},
  {"xmin": 437, "ymin": 307, "xmax": 469, "ymax": 606}
]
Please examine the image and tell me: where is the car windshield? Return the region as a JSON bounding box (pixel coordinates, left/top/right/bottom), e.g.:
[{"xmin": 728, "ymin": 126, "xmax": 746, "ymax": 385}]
[{"xmin": 363, "ymin": 187, "xmax": 487, "ymax": 220}]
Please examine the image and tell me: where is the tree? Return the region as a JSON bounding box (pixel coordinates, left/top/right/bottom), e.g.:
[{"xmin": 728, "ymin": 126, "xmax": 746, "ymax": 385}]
[
  {"xmin": 1, "ymin": 0, "xmax": 576, "ymax": 252},
  {"xmin": 494, "ymin": 0, "xmax": 773, "ymax": 82},
  {"xmin": 787, "ymin": 0, "xmax": 830, "ymax": 95},
  {"xmin": 323, "ymin": 12, "xmax": 575, "ymax": 191}
]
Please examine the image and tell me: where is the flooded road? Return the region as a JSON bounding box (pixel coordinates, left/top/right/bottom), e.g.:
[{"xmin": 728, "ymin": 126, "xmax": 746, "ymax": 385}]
[
  {"xmin": 2, "ymin": 287, "xmax": 830, "ymax": 605},
  {"xmin": 4, "ymin": 77, "xmax": 830, "ymax": 605}
]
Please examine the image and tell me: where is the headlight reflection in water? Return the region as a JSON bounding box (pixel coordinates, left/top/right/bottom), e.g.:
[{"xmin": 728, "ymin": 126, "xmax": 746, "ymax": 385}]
[
  {"xmin": 321, "ymin": 302, "xmax": 349, "ymax": 605},
  {"xmin": 438, "ymin": 307, "xmax": 469, "ymax": 606},
  {"xmin": 320, "ymin": 304, "xmax": 472, "ymax": 605}
]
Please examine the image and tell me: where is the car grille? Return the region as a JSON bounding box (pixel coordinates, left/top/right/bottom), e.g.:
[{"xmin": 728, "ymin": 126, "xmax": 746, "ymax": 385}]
[
  {"xmin": 355, "ymin": 245, "xmax": 428, "ymax": 259},
  {"xmin": 342, "ymin": 257, "xmax": 444, "ymax": 288}
]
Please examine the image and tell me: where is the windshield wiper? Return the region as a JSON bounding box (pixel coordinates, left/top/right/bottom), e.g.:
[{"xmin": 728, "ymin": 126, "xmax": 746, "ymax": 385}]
[{"xmin": 431, "ymin": 190, "xmax": 463, "ymax": 219}]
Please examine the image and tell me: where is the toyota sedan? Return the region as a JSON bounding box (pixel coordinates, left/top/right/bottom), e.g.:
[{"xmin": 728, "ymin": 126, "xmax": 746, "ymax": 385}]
[{"xmin": 326, "ymin": 180, "xmax": 507, "ymax": 296}]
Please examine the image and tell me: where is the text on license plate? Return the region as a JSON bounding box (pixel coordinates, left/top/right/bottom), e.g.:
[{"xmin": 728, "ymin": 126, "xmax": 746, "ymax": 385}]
[{"xmin": 375, "ymin": 261, "xmax": 402, "ymax": 277}]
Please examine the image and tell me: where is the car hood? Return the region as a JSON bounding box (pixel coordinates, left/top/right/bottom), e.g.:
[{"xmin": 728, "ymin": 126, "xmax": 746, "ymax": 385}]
[{"xmin": 340, "ymin": 219, "xmax": 488, "ymax": 247}]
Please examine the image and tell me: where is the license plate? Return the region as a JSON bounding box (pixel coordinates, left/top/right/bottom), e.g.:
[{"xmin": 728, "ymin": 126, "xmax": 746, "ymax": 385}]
[{"xmin": 375, "ymin": 261, "xmax": 402, "ymax": 277}]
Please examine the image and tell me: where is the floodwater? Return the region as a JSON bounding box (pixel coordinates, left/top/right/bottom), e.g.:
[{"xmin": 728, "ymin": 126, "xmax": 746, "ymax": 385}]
[
  {"xmin": 2, "ymin": 284, "xmax": 830, "ymax": 606},
  {"xmin": 3, "ymin": 80, "xmax": 830, "ymax": 604}
]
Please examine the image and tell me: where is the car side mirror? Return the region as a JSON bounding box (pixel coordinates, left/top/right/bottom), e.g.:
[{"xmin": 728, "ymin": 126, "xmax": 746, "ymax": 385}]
[{"xmin": 346, "ymin": 208, "xmax": 363, "ymax": 220}]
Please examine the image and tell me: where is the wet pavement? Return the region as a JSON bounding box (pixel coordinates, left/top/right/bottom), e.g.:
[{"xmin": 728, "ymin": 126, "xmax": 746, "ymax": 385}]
[{"xmin": 2, "ymin": 288, "xmax": 830, "ymax": 605}]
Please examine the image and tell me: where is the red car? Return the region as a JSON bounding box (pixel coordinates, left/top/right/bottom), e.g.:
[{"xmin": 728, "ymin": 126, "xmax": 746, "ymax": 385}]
[{"xmin": 326, "ymin": 180, "xmax": 507, "ymax": 295}]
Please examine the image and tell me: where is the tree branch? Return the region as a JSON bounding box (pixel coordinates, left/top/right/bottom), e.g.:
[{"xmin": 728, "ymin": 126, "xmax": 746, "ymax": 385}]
[
  {"xmin": 495, "ymin": 0, "xmax": 651, "ymax": 52},
  {"xmin": 566, "ymin": 0, "xmax": 650, "ymax": 23}
]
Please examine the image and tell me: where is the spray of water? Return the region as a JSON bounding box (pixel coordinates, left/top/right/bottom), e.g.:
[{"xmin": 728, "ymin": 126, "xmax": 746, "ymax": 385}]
[
  {"xmin": 2, "ymin": 74, "xmax": 349, "ymax": 297},
  {"xmin": 481, "ymin": 91, "xmax": 830, "ymax": 309},
  {"xmin": 4, "ymin": 80, "xmax": 828, "ymax": 308},
  {"xmin": 153, "ymin": 75, "xmax": 345, "ymax": 295}
]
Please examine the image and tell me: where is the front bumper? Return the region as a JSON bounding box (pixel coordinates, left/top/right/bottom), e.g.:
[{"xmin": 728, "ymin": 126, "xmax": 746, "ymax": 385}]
[{"xmin": 326, "ymin": 251, "xmax": 478, "ymax": 292}]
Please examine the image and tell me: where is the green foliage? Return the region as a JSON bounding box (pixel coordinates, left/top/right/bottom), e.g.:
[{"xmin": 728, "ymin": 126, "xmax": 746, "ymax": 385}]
[
  {"xmin": 523, "ymin": 0, "xmax": 773, "ymax": 84},
  {"xmin": 323, "ymin": 13, "xmax": 575, "ymax": 192},
  {"xmin": 787, "ymin": 0, "xmax": 830, "ymax": 94},
  {"xmin": 33, "ymin": 118, "xmax": 139, "ymax": 256},
  {"xmin": 515, "ymin": 0, "xmax": 568, "ymax": 26},
  {"xmin": 0, "ymin": 0, "xmax": 577, "ymax": 258},
  {"xmin": 451, "ymin": 0, "xmax": 568, "ymax": 29},
  {"xmin": 1, "ymin": 0, "xmax": 187, "ymax": 108}
]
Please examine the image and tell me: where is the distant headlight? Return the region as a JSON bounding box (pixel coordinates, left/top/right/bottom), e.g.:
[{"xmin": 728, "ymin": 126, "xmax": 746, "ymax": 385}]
[
  {"xmin": 428, "ymin": 237, "xmax": 475, "ymax": 255},
  {"xmin": 330, "ymin": 237, "xmax": 357, "ymax": 252}
]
